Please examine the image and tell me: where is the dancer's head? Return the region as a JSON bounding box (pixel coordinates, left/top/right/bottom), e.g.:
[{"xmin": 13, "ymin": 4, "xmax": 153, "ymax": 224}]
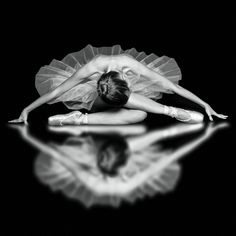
[
  {"xmin": 97, "ymin": 134, "xmax": 130, "ymax": 177},
  {"xmin": 97, "ymin": 71, "xmax": 131, "ymax": 107}
]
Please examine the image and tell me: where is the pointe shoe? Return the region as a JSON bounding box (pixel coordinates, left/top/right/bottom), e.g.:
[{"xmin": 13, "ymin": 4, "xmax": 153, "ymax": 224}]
[
  {"xmin": 164, "ymin": 106, "xmax": 204, "ymax": 124},
  {"xmin": 48, "ymin": 111, "xmax": 87, "ymax": 126}
]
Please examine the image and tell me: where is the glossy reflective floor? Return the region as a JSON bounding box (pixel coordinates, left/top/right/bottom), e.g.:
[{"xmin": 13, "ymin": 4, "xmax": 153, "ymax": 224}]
[
  {"xmin": 2, "ymin": 116, "xmax": 234, "ymax": 234},
  {"xmin": 6, "ymin": 122, "xmax": 229, "ymax": 208}
]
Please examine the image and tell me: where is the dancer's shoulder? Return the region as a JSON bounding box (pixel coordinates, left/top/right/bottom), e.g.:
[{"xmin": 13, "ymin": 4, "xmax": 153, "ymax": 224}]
[{"xmin": 89, "ymin": 54, "xmax": 137, "ymax": 73}]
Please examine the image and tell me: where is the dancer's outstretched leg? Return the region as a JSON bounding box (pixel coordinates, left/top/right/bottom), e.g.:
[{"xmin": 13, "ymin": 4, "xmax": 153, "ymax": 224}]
[
  {"xmin": 124, "ymin": 93, "xmax": 204, "ymax": 123},
  {"xmin": 48, "ymin": 108, "xmax": 147, "ymax": 126}
]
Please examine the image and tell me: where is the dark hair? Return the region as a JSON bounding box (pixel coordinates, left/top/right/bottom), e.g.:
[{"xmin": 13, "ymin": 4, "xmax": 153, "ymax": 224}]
[
  {"xmin": 97, "ymin": 71, "xmax": 131, "ymax": 107},
  {"xmin": 96, "ymin": 134, "xmax": 130, "ymax": 177}
]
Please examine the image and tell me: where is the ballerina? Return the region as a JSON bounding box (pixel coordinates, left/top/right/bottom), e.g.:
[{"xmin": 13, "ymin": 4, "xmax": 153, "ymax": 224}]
[{"xmin": 9, "ymin": 44, "xmax": 227, "ymax": 125}]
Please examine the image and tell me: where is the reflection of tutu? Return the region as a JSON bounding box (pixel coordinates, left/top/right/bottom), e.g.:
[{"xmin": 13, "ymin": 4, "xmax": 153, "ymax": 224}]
[{"xmin": 35, "ymin": 45, "xmax": 182, "ymax": 111}]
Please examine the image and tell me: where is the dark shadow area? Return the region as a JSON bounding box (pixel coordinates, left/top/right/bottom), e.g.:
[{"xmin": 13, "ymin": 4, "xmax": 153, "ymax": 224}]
[{"xmin": 1, "ymin": 118, "xmax": 234, "ymax": 235}]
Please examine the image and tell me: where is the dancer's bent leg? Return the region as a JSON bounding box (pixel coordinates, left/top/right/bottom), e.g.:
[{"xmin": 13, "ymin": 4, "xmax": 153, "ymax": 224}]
[
  {"xmin": 88, "ymin": 108, "xmax": 147, "ymax": 124},
  {"xmin": 124, "ymin": 93, "xmax": 203, "ymax": 123},
  {"xmin": 48, "ymin": 108, "xmax": 147, "ymax": 126}
]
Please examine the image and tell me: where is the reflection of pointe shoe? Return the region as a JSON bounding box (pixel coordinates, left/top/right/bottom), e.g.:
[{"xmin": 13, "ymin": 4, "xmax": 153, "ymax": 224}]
[
  {"xmin": 164, "ymin": 106, "xmax": 204, "ymax": 124},
  {"xmin": 48, "ymin": 111, "xmax": 87, "ymax": 126}
]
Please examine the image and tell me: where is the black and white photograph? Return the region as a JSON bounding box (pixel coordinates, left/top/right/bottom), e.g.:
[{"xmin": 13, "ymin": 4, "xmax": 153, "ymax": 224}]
[{"xmin": 1, "ymin": 4, "xmax": 234, "ymax": 235}]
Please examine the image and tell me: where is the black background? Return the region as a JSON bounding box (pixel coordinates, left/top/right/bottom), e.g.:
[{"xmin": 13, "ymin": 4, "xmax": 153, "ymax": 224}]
[{"xmin": 1, "ymin": 3, "xmax": 235, "ymax": 235}]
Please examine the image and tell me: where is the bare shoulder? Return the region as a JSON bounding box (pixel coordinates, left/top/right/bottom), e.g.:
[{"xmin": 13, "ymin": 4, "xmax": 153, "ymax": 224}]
[
  {"xmin": 89, "ymin": 55, "xmax": 110, "ymax": 72},
  {"xmin": 115, "ymin": 54, "xmax": 139, "ymax": 69},
  {"xmin": 92, "ymin": 55, "xmax": 115, "ymax": 65},
  {"xmin": 91, "ymin": 54, "xmax": 122, "ymax": 69},
  {"xmin": 90, "ymin": 54, "xmax": 138, "ymax": 72}
]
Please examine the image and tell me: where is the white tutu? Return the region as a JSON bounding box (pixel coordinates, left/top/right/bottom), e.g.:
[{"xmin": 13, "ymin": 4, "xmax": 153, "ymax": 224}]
[{"xmin": 35, "ymin": 44, "xmax": 182, "ymax": 110}]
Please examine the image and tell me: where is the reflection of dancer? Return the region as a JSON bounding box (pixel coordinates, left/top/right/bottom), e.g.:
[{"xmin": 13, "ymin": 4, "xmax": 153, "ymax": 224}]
[
  {"xmin": 9, "ymin": 45, "xmax": 227, "ymax": 125},
  {"xmin": 9, "ymin": 122, "xmax": 229, "ymax": 207}
]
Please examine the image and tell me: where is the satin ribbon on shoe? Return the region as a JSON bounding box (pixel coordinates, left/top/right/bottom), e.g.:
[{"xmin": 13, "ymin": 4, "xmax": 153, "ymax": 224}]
[
  {"xmin": 48, "ymin": 111, "xmax": 86, "ymax": 126},
  {"xmin": 83, "ymin": 113, "xmax": 88, "ymax": 124},
  {"xmin": 163, "ymin": 105, "xmax": 203, "ymax": 124}
]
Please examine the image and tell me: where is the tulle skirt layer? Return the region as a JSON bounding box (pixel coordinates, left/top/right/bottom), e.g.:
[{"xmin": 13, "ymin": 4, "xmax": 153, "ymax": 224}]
[{"xmin": 35, "ymin": 45, "xmax": 182, "ymax": 110}]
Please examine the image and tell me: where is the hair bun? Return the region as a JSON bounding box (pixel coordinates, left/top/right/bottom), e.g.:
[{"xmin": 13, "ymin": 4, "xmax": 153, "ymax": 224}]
[
  {"xmin": 97, "ymin": 71, "xmax": 130, "ymax": 107},
  {"xmin": 101, "ymin": 83, "xmax": 109, "ymax": 95}
]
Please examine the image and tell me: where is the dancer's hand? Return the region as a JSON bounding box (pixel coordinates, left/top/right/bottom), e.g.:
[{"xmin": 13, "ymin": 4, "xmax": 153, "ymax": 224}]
[
  {"xmin": 204, "ymin": 103, "xmax": 228, "ymax": 121},
  {"xmin": 8, "ymin": 123, "xmax": 28, "ymax": 136},
  {"xmin": 8, "ymin": 109, "xmax": 29, "ymax": 125},
  {"xmin": 205, "ymin": 122, "xmax": 230, "ymax": 137}
]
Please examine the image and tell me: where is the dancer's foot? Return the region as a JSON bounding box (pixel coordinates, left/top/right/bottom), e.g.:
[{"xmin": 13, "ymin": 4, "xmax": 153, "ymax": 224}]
[
  {"xmin": 48, "ymin": 111, "xmax": 87, "ymax": 126},
  {"xmin": 164, "ymin": 106, "xmax": 204, "ymax": 123}
]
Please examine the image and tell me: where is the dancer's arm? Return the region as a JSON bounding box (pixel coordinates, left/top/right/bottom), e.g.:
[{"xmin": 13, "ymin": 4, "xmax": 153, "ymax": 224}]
[
  {"xmin": 127, "ymin": 123, "xmax": 204, "ymax": 152},
  {"xmin": 122, "ymin": 55, "xmax": 228, "ymax": 121},
  {"xmin": 9, "ymin": 57, "xmax": 105, "ymax": 124},
  {"xmin": 169, "ymin": 84, "xmax": 227, "ymax": 120},
  {"xmin": 9, "ymin": 125, "xmax": 61, "ymax": 158},
  {"xmin": 151, "ymin": 122, "xmax": 228, "ymax": 171}
]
